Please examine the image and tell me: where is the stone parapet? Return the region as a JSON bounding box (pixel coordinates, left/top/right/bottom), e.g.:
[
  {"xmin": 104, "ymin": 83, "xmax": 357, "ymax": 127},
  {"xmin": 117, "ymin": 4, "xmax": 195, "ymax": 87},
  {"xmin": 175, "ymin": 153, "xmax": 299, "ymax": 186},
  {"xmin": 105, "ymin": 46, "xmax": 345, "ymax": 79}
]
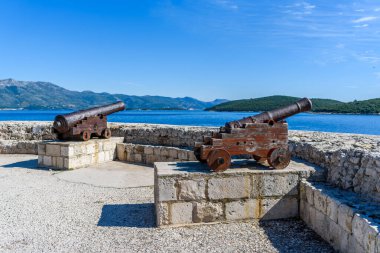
[
  {"xmin": 1, "ymin": 122, "xmax": 380, "ymax": 202},
  {"xmin": 154, "ymin": 160, "xmax": 324, "ymax": 227},
  {"xmin": 38, "ymin": 137, "xmax": 124, "ymax": 170},
  {"xmin": 290, "ymin": 131, "xmax": 380, "ymax": 201},
  {"xmin": 300, "ymin": 180, "xmax": 380, "ymax": 253},
  {"xmin": 116, "ymin": 143, "xmax": 196, "ymax": 165}
]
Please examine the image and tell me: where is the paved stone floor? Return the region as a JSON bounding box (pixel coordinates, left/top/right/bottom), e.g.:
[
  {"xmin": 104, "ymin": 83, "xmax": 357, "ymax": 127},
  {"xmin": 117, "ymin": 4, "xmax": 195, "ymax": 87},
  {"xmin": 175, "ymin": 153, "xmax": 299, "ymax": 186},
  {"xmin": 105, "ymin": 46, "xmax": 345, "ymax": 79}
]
[{"xmin": 0, "ymin": 154, "xmax": 334, "ymax": 253}]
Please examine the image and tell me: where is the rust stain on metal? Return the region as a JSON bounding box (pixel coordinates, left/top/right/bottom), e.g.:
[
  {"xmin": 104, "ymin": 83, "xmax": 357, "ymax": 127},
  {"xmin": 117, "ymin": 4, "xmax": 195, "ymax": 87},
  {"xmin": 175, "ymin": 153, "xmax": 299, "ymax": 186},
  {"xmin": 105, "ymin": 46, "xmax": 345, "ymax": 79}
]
[
  {"xmin": 53, "ymin": 101, "xmax": 125, "ymax": 141},
  {"xmin": 194, "ymin": 98, "xmax": 312, "ymax": 172}
]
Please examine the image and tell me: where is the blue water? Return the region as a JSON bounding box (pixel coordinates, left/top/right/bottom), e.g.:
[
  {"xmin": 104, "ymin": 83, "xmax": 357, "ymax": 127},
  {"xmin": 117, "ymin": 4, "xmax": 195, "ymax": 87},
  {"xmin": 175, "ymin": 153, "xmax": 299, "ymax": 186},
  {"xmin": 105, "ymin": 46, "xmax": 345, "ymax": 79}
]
[{"xmin": 0, "ymin": 110, "xmax": 379, "ymax": 135}]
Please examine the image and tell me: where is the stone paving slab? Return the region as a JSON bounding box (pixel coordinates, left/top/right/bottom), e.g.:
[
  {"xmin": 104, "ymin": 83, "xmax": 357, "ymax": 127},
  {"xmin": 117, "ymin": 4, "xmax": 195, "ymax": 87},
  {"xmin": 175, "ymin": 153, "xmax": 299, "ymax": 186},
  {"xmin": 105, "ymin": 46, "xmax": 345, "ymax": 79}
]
[{"xmin": 0, "ymin": 154, "xmax": 333, "ymax": 253}]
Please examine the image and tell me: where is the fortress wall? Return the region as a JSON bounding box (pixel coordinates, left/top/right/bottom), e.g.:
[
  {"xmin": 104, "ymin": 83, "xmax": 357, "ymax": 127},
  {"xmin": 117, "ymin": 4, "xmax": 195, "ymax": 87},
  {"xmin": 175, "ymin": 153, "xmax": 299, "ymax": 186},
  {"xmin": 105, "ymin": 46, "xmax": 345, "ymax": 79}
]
[{"xmin": 0, "ymin": 121, "xmax": 379, "ymax": 201}]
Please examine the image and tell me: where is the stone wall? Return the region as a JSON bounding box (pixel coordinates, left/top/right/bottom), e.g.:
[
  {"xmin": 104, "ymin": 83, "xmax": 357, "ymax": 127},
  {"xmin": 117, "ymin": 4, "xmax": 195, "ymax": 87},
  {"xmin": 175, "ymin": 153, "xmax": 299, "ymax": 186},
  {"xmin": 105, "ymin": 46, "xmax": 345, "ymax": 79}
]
[
  {"xmin": 300, "ymin": 180, "xmax": 380, "ymax": 253},
  {"xmin": 289, "ymin": 131, "xmax": 380, "ymax": 201},
  {"xmin": 116, "ymin": 143, "xmax": 196, "ymax": 165},
  {"xmin": 1, "ymin": 121, "xmax": 380, "ymax": 201},
  {"xmin": 155, "ymin": 160, "xmax": 319, "ymax": 227},
  {"xmin": 38, "ymin": 137, "xmax": 123, "ymax": 170}
]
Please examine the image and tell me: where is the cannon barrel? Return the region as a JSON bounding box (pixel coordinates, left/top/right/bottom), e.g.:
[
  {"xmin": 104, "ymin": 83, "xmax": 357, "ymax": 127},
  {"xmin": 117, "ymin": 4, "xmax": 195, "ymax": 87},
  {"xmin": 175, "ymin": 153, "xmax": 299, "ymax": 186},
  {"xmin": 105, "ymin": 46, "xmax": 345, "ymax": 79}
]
[
  {"xmin": 225, "ymin": 98, "xmax": 312, "ymax": 129},
  {"xmin": 53, "ymin": 101, "xmax": 126, "ymax": 133}
]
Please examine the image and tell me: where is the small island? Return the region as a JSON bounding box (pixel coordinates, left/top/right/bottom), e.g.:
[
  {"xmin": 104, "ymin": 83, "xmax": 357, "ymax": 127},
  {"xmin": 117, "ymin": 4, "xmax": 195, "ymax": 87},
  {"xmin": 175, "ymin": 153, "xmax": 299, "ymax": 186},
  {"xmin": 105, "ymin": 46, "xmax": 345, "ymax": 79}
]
[{"xmin": 206, "ymin": 95, "xmax": 380, "ymax": 114}]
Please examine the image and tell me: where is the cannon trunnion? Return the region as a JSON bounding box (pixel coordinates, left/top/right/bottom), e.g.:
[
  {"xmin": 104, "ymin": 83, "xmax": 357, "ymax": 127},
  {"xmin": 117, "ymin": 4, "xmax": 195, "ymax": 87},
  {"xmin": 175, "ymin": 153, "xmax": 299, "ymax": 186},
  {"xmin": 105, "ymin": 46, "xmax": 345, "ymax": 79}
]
[
  {"xmin": 194, "ymin": 98, "xmax": 312, "ymax": 172},
  {"xmin": 53, "ymin": 101, "xmax": 126, "ymax": 141}
]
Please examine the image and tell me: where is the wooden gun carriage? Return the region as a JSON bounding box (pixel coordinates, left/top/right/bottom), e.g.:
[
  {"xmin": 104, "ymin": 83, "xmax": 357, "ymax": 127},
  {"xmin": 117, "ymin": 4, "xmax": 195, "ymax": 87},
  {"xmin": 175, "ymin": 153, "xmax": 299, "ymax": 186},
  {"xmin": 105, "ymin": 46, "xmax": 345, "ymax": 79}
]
[
  {"xmin": 53, "ymin": 101, "xmax": 125, "ymax": 141},
  {"xmin": 194, "ymin": 98, "xmax": 312, "ymax": 172}
]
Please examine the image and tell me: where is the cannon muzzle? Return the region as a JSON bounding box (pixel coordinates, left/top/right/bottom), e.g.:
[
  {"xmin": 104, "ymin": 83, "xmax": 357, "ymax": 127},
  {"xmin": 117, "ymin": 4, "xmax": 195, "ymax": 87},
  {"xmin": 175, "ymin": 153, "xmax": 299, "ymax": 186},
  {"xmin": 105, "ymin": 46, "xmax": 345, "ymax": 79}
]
[
  {"xmin": 225, "ymin": 97, "xmax": 312, "ymax": 129},
  {"xmin": 53, "ymin": 101, "xmax": 126, "ymax": 134}
]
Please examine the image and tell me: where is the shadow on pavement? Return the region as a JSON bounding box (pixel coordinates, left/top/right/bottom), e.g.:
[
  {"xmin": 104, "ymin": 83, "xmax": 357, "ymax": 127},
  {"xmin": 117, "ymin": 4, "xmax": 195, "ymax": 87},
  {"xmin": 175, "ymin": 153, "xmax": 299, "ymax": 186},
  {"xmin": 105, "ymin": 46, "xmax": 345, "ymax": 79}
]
[
  {"xmin": 98, "ymin": 203, "xmax": 155, "ymax": 228},
  {"xmin": 0, "ymin": 159, "xmax": 48, "ymax": 170}
]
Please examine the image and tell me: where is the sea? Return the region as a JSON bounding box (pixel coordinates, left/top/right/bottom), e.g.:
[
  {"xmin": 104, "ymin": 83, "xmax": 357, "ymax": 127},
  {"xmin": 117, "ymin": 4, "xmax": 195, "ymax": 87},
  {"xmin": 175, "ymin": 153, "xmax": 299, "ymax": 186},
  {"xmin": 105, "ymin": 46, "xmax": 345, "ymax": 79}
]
[{"xmin": 0, "ymin": 110, "xmax": 379, "ymax": 135}]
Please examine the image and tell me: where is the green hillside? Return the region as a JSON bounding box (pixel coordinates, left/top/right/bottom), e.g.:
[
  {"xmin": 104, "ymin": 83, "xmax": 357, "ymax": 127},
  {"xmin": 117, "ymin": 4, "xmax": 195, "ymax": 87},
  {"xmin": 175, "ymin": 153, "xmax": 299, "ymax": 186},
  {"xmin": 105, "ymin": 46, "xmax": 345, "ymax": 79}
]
[
  {"xmin": 206, "ymin": 96, "xmax": 380, "ymax": 114},
  {"xmin": 0, "ymin": 79, "xmax": 227, "ymax": 110}
]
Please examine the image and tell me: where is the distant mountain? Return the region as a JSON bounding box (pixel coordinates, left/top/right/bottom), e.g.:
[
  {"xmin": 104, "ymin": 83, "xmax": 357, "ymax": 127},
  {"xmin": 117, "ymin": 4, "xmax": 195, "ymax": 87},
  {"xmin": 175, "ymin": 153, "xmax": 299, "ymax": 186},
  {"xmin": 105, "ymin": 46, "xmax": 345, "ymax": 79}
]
[
  {"xmin": 206, "ymin": 95, "xmax": 380, "ymax": 114},
  {"xmin": 0, "ymin": 79, "xmax": 228, "ymax": 110}
]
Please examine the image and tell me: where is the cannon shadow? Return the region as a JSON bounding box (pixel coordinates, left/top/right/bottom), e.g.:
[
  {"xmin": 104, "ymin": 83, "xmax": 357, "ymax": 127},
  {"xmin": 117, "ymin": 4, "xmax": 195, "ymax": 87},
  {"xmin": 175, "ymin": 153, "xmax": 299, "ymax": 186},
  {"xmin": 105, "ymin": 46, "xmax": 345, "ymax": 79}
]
[{"xmin": 97, "ymin": 203, "xmax": 155, "ymax": 228}]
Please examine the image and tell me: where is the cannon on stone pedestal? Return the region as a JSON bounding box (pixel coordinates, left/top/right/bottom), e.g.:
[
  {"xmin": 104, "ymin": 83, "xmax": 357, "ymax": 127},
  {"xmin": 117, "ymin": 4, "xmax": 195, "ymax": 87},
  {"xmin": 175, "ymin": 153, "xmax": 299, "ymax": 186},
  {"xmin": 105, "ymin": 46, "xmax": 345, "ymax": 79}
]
[
  {"xmin": 53, "ymin": 101, "xmax": 126, "ymax": 141},
  {"xmin": 194, "ymin": 98, "xmax": 312, "ymax": 172}
]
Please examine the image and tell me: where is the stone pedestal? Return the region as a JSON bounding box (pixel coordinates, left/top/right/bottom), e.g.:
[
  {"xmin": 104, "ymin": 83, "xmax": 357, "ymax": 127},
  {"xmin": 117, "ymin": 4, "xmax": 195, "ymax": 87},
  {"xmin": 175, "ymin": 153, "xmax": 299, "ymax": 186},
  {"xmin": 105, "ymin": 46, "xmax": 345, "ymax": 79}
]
[
  {"xmin": 38, "ymin": 137, "xmax": 124, "ymax": 170},
  {"xmin": 154, "ymin": 159, "xmax": 324, "ymax": 227}
]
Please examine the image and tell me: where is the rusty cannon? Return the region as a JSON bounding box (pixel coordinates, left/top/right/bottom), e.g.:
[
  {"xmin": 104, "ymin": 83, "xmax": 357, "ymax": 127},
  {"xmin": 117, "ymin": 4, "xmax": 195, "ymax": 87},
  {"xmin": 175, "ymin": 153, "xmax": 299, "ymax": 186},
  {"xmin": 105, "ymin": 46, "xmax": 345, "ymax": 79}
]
[
  {"xmin": 194, "ymin": 98, "xmax": 312, "ymax": 172},
  {"xmin": 53, "ymin": 101, "xmax": 126, "ymax": 141}
]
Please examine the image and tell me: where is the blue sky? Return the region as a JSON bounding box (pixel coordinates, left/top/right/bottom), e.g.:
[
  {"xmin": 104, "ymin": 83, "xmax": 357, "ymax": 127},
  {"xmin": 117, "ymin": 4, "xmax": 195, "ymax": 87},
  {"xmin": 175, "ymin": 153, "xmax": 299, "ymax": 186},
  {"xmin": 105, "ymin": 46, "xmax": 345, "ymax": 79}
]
[{"xmin": 1, "ymin": 0, "xmax": 380, "ymax": 101}]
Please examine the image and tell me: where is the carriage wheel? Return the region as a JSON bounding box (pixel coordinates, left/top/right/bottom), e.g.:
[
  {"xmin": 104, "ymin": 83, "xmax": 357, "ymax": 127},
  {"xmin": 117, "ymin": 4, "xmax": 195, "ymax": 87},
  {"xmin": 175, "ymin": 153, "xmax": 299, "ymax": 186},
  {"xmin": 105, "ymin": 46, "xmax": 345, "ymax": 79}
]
[
  {"xmin": 207, "ymin": 149, "xmax": 231, "ymax": 172},
  {"xmin": 268, "ymin": 147, "xmax": 291, "ymax": 170},
  {"xmin": 101, "ymin": 128, "xmax": 112, "ymax": 139},
  {"xmin": 194, "ymin": 147, "xmax": 207, "ymax": 163},
  {"xmin": 81, "ymin": 130, "xmax": 91, "ymax": 141}
]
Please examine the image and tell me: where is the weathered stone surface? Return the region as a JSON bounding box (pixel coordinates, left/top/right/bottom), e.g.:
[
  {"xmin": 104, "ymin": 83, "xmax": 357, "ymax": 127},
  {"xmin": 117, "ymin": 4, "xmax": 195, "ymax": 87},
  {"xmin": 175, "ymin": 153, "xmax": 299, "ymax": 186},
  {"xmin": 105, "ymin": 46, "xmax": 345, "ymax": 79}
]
[
  {"xmin": 178, "ymin": 180, "xmax": 206, "ymax": 200},
  {"xmin": 37, "ymin": 144, "xmax": 46, "ymax": 155},
  {"xmin": 157, "ymin": 178, "xmax": 177, "ymax": 201},
  {"xmin": 256, "ymin": 173, "xmax": 299, "ymax": 197},
  {"xmin": 156, "ymin": 203, "xmax": 169, "ymax": 226},
  {"xmin": 225, "ymin": 199, "xmax": 259, "ymax": 220},
  {"xmin": 326, "ymin": 195, "xmax": 340, "ymax": 223},
  {"xmin": 46, "ymin": 144, "xmax": 61, "ymax": 156},
  {"xmin": 171, "ymin": 202, "xmax": 193, "ymax": 224},
  {"xmin": 261, "ymin": 197, "xmax": 298, "ymax": 220},
  {"xmin": 61, "ymin": 146, "xmax": 74, "ymax": 157},
  {"xmin": 193, "ymin": 202, "xmax": 223, "ymax": 223},
  {"xmin": 313, "ymin": 188, "xmax": 327, "ymax": 213},
  {"xmin": 208, "ymin": 176, "xmax": 250, "ymax": 200},
  {"xmin": 338, "ymin": 204, "xmax": 354, "ymax": 233}
]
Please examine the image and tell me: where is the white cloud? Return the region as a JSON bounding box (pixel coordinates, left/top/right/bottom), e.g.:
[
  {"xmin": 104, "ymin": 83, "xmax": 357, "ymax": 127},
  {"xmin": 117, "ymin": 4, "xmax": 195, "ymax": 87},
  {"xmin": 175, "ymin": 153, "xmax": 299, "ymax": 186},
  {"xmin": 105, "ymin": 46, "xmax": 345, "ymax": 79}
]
[
  {"xmin": 353, "ymin": 24, "xmax": 369, "ymax": 28},
  {"xmin": 352, "ymin": 16, "xmax": 378, "ymax": 23}
]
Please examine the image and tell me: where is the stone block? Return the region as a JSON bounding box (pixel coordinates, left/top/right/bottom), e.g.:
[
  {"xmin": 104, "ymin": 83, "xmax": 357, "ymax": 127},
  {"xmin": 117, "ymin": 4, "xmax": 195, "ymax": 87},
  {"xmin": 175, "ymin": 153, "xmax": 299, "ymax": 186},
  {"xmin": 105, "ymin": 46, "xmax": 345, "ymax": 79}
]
[
  {"xmin": 376, "ymin": 234, "xmax": 380, "ymax": 253},
  {"xmin": 156, "ymin": 203, "xmax": 169, "ymax": 226},
  {"xmin": 328, "ymin": 220, "xmax": 341, "ymax": 251},
  {"xmin": 208, "ymin": 176, "xmax": 250, "ymax": 200},
  {"xmin": 193, "ymin": 202, "xmax": 223, "ymax": 223},
  {"xmin": 261, "ymin": 197, "xmax": 298, "ymax": 220},
  {"xmin": 178, "ymin": 150, "xmax": 188, "ymax": 160},
  {"xmin": 43, "ymin": 156, "xmax": 52, "ymax": 166},
  {"xmin": 168, "ymin": 149, "xmax": 178, "ymax": 159},
  {"xmin": 74, "ymin": 144, "xmax": 86, "ymax": 155},
  {"xmin": 61, "ymin": 146, "xmax": 74, "ymax": 157},
  {"xmin": 348, "ymin": 237, "xmax": 366, "ymax": 253},
  {"xmin": 37, "ymin": 144, "xmax": 46, "ymax": 155},
  {"xmin": 300, "ymin": 200, "xmax": 310, "ymax": 225},
  {"xmin": 225, "ymin": 199, "xmax": 259, "ymax": 220},
  {"xmin": 86, "ymin": 143, "xmax": 96, "ymax": 154},
  {"xmin": 179, "ymin": 179, "xmax": 206, "ymax": 200},
  {"xmin": 171, "ymin": 202, "xmax": 193, "ymax": 224},
  {"xmin": 326, "ymin": 195, "xmax": 339, "ymax": 223},
  {"xmin": 305, "ymin": 183, "xmax": 314, "ymax": 206},
  {"xmin": 133, "ymin": 154, "xmax": 142, "ymax": 163},
  {"xmin": 338, "ymin": 204, "xmax": 354, "ymax": 233},
  {"xmin": 157, "ymin": 178, "xmax": 177, "ymax": 201},
  {"xmin": 116, "ymin": 144, "xmax": 126, "ymax": 161},
  {"xmin": 255, "ymin": 173, "xmax": 299, "ymax": 197},
  {"xmin": 314, "ymin": 209, "xmax": 329, "ymax": 241},
  {"xmin": 352, "ymin": 214, "xmax": 379, "ymax": 253},
  {"xmin": 313, "ymin": 188, "xmax": 327, "ymax": 213},
  {"xmin": 56, "ymin": 157, "xmax": 64, "ymax": 169},
  {"xmin": 38, "ymin": 155, "xmax": 43, "ymax": 165},
  {"xmin": 144, "ymin": 146, "xmax": 154, "ymax": 155},
  {"xmin": 104, "ymin": 151, "xmax": 110, "ymax": 162},
  {"xmin": 46, "ymin": 144, "xmax": 61, "ymax": 156}
]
